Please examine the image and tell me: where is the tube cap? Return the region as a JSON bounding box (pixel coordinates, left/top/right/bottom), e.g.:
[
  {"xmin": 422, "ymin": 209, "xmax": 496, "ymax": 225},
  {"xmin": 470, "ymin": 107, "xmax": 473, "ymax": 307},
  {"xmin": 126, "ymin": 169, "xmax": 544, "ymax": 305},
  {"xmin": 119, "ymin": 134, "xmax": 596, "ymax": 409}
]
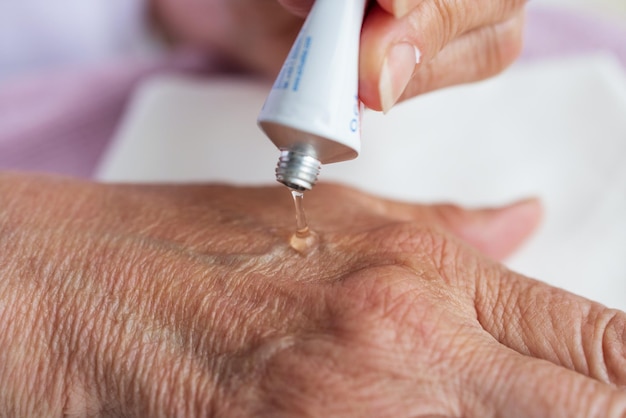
[{"xmin": 275, "ymin": 149, "xmax": 322, "ymax": 191}]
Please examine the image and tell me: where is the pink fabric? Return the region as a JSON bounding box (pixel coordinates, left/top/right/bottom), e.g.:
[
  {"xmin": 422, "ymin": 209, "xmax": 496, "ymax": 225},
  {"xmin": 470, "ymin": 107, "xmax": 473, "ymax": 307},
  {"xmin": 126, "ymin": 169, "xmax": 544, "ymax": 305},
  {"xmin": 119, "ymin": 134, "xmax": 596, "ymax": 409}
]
[
  {"xmin": 521, "ymin": 6, "xmax": 626, "ymax": 67},
  {"xmin": 0, "ymin": 6, "xmax": 625, "ymax": 178},
  {"xmin": 0, "ymin": 55, "xmax": 214, "ymax": 177}
]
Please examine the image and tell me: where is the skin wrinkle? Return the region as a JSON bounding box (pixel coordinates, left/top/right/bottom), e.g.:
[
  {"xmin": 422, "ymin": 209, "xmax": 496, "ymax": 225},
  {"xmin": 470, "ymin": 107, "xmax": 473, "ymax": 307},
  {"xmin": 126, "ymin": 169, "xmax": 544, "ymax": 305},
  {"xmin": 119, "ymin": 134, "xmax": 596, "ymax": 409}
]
[
  {"xmin": 517, "ymin": 285, "xmax": 579, "ymax": 368},
  {"xmin": 443, "ymin": 327, "xmax": 486, "ymax": 400},
  {"xmin": 48, "ymin": 230, "xmax": 217, "ymax": 415},
  {"xmin": 474, "ymin": 346, "xmax": 526, "ymax": 415},
  {"xmin": 401, "ymin": 11, "xmax": 524, "ymax": 100},
  {"xmin": 497, "ymin": 278, "xmax": 530, "ymax": 351},
  {"xmin": 0, "ymin": 280, "xmax": 27, "ymax": 416},
  {"xmin": 251, "ymin": 310, "xmax": 444, "ymax": 417},
  {"xmin": 472, "ymin": 15, "xmax": 523, "ymax": 80},
  {"xmin": 474, "ymin": 266, "xmax": 626, "ymax": 397},
  {"xmin": 515, "ymin": 282, "xmax": 548, "ymax": 346},
  {"xmin": 428, "ymin": 0, "xmax": 460, "ymax": 49},
  {"xmin": 102, "ymin": 319, "xmax": 204, "ymax": 416},
  {"xmin": 266, "ymin": 282, "xmax": 416, "ymax": 414},
  {"xmin": 152, "ymin": 352, "xmax": 213, "ymax": 417},
  {"xmin": 157, "ymin": 262, "xmax": 316, "ymax": 398},
  {"xmin": 472, "ymin": 267, "xmax": 508, "ymax": 341},
  {"xmin": 548, "ymin": 298, "xmax": 582, "ymax": 370},
  {"xmin": 431, "ymin": 231, "xmax": 467, "ymax": 290},
  {"xmin": 538, "ymin": 308, "xmax": 567, "ymax": 363},
  {"xmin": 367, "ymin": 222, "xmax": 449, "ymax": 271},
  {"xmin": 374, "ymin": 222, "xmax": 483, "ymax": 314},
  {"xmin": 44, "ymin": 229, "xmax": 217, "ymax": 414},
  {"xmin": 456, "ymin": 337, "xmax": 497, "ymax": 416},
  {"xmin": 403, "ymin": 0, "xmax": 523, "ymax": 61},
  {"xmin": 49, "ymin": 296, "xmax": 88, "ymax": 415},
  {"xmin": 327, "ymin": 267, "xmax": 449, "ymax": 375},
  {"xmin": 605, "ymin": 315, "xmax": 626, "ymax": 386},
  {"xmin": 250, "ymin": 340, "xmax": 343, "ymax": 416},
  {"xmin": 1, "ymin": 237, "xmax": 71, "ymax": 415},
  {"xmin": 88, "ymin": 299, "xmax": 142, "ymax": 415},
  {"xmin": 222, "ymin": 334, "xmax": 302, "ymax": 411},
  {"xmin": 592, "ymin": 309, "xmax": 624, "ymax": 384}
]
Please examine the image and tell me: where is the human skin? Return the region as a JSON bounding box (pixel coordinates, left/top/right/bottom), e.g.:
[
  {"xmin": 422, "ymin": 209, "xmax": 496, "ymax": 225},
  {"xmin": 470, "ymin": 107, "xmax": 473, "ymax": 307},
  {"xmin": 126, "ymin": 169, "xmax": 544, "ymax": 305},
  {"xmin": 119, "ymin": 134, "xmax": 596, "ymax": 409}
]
[
  {"xmin": 152, "ymin": 0, "xmax": 527, "ymax": 111},
  {"xmin": 0, "ymin": 172, "xmax": 624, "ymax": 417}
]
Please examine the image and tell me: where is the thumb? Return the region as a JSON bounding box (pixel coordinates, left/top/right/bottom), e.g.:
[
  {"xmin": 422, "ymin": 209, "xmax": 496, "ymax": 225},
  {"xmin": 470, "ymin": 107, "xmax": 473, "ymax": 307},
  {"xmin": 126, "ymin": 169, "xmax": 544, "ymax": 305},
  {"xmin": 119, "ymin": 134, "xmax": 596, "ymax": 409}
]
[
  {"xmin": 425, "ymin": 199, "xmax": 543, "ymax": 260},
  {"xmin": 375, "ymin": 197, "xmax": 542, "ymax": 260}
]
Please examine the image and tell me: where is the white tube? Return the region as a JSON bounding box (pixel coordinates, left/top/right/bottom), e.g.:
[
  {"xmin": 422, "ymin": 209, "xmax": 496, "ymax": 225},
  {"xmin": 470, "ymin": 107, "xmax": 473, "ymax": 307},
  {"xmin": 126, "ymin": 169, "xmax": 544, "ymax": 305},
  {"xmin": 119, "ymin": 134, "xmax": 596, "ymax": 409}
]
[{"xmin": 257, "ymin": 0, "xmax": 367, "ymax": 191}]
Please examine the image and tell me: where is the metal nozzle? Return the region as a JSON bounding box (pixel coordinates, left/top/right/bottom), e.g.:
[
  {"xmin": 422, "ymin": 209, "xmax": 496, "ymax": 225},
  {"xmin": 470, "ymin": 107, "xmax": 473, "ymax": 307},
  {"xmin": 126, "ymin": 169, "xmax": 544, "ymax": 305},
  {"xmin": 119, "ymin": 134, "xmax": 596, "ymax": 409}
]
[{"xmin": 275, "ymin": 147, "xmax": 322, "ymax": 191}]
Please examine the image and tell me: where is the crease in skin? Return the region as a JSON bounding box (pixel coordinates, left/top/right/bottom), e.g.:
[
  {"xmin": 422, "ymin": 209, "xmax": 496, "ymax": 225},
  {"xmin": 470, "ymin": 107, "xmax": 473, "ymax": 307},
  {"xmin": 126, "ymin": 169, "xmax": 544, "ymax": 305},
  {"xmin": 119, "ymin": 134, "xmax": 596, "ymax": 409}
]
[
  {"xmin": 104, "ymin": 220, "xmax": 324, "ymax": 289},
  {"xmin": 589, "ymin": 308, "xmax": 624, "ymax": 384},
  {"xmin": 103, "ymin": 229, "xmax": 274, "ymax": 268},
  {"xmin": 62, "ymin": 376, "xmax": 101, "ymax": 418},
  {"xmin": 244, "ymin": 335, "xmax": 298, "ymax": 374},
  {"xmin": 212, "ymin": 335, "xmax": 300, "ymax": 413}
]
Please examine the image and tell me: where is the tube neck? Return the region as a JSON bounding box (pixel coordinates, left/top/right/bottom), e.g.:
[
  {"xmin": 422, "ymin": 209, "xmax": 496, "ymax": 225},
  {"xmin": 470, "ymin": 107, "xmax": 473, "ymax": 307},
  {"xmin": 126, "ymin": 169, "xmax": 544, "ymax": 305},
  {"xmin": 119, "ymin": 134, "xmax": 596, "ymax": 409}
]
[{"xmin": 275, "ymin": 146, "xmax": 322, "ymax": 191}]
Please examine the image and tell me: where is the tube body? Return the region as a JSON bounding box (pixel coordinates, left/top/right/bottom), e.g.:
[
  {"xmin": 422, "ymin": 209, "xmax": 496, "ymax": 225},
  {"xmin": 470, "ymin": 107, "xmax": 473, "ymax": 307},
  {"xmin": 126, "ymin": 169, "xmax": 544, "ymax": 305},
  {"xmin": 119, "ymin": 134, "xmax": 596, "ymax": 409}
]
[{"xmin": 257, "ymin": 0, "xmax": 366, "ymax": 190}]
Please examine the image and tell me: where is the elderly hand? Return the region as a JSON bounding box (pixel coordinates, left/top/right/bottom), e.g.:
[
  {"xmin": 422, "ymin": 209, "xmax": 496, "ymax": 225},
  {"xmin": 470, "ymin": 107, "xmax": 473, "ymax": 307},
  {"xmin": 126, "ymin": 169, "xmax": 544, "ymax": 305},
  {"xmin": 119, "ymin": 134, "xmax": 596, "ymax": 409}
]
[
  {"xmin": 1, "ymin": 172, "xmax": 624, "ymax": 417},
  {"xmin": 153, "ymin": 0, "xmax": 526, "ymax": 111}
]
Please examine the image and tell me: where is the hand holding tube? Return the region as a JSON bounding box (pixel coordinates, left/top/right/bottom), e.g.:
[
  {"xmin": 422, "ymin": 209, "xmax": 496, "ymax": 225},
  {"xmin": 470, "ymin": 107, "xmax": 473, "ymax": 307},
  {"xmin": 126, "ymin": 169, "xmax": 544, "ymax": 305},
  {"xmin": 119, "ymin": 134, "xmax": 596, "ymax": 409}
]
[
  {"xmin": 258, "ymin": 0, "xmax": 367, "ymax": 190},
  {"xmin": 153, "ymin": 0, "xmax": 527, "ymax": 112}
]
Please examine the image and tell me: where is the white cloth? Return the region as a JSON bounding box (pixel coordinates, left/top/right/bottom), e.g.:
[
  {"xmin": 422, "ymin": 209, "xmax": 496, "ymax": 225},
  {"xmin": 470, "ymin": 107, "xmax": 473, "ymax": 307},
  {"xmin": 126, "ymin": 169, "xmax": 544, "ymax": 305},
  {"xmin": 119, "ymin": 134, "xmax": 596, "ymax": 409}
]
[{"xmin": 0, "ymin": 0, "xmax": 160, "ymax": 81}]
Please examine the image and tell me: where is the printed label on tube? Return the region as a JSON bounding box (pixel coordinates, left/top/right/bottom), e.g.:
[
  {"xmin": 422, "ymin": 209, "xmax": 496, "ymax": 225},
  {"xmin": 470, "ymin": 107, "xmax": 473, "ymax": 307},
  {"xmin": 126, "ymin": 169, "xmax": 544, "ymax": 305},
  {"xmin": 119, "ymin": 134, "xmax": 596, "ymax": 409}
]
[{"xmin": 258, "ymin": 0, "xmax": 367, "ymax": 164}]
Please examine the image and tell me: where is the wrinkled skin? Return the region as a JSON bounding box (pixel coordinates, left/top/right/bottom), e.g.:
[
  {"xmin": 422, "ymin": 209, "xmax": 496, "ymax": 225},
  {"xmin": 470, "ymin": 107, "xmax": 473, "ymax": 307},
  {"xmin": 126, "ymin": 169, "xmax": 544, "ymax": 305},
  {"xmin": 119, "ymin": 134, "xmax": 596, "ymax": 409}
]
[
  {"xmin": 152, "ymin": 0, "xmax": 527, "ymax": 111},
  {"xmin": 0, "ymin": 172, "xmax": 624, "ymax": 417}
]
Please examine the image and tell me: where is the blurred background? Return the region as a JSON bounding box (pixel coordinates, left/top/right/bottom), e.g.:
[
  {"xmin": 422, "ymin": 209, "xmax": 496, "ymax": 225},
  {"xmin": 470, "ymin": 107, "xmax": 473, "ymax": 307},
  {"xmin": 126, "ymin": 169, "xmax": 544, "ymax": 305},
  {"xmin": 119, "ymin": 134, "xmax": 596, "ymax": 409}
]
[{"xmin": 546, "ymin": 0, "xmax": 626, "ymax": 18}]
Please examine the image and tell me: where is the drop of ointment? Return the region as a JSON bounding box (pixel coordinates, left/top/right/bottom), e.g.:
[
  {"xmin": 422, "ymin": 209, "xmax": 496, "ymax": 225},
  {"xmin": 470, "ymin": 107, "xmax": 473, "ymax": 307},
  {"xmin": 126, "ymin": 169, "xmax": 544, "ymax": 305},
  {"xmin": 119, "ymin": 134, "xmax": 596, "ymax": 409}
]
[{"xmin": 289, "ymin": 189, "xmax": 319, "ymax": 255}]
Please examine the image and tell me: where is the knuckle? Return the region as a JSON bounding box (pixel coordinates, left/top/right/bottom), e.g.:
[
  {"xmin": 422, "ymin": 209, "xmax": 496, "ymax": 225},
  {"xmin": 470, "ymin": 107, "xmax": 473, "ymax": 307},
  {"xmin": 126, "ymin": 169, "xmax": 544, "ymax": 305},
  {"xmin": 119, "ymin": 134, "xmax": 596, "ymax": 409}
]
[
  {"xmin": 416, "ymin": 0, "xmax": 464, "ymax": 54},
  {"xmin": 593, "ymin": 308, "xmax": 626, "ymax": 385},
  {"xmin": 329, "ymin": 267, "xmax": 429, "ymax": 349},
  {"xmin": 330, "ymin": 223, "xmax": 469, "ymax": 343},
  {"xmin": 375, "ymin": 221, "xmax": 447, "ymax": 257},
  {"xmin": 380, "ymin": 222, "xmax": 468, "ymax": 286},
  {"xmin": 479, "ymin": 15, "xmax": 525, "ymax": 77},
  {"xmin": 400, "ymin": 12, "xmax": 525, "ymax": 98}
]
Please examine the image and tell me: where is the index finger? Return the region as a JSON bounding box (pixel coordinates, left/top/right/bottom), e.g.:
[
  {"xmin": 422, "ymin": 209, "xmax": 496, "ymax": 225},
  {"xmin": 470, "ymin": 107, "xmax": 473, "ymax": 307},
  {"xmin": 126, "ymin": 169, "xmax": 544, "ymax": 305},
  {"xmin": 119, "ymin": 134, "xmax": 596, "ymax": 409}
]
[{"xmin": 474, "ymin": 265, "xmax": 626, "ymax": 386}]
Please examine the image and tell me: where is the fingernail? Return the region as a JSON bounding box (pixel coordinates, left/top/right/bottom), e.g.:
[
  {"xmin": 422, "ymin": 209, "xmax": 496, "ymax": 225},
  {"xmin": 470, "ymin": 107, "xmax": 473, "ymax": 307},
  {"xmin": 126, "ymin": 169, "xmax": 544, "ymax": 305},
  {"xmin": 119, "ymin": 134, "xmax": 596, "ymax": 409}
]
[{"xmin": 379, "ymin": 43, "xmax": 420, "ymax": 113}]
